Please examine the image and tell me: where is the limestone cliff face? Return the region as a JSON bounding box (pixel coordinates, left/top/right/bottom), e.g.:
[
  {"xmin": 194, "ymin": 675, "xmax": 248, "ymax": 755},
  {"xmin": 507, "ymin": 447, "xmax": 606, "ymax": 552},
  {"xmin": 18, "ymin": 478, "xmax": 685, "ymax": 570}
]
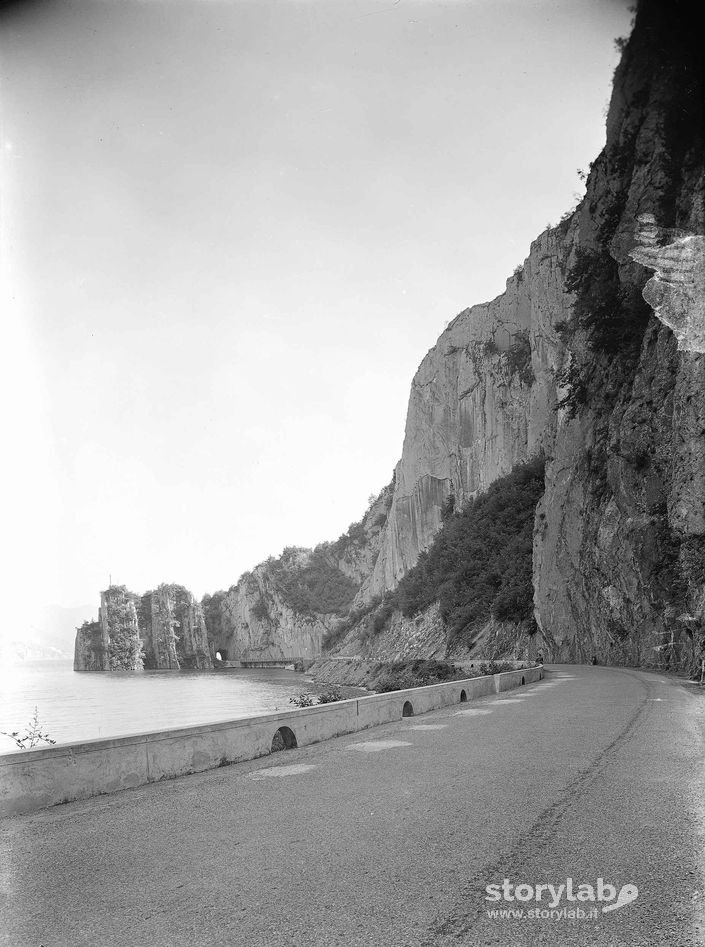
[
  {"xmin": 337, "ymin": 603, "xmax": 448, "ymax": 663},
  {"xmin": 329, "ymin": 0, "xmax": 704, "ymax": 670},
  {"xmin": 225, "ymin": 225, "xmax": 573, "ymax": 662},
  {"xmin": 174, "ymin": 593, "xmax": 212, "ymax": 670},
  {"xmin": 76, "ymin": 3, "xmax": 702, "ymax": 673},
  {"xmin": 198, "ymin": 231, "xmax": 573, "ymax": 661},
  {"xmin": 204, "ymin": 556, "xmax": 328, "ymax": 663},
  {"xmin": 533, "ymin": 0, "xmax": 705, "ymax": 667},
  {"xmin": 74, "ymin": 586, "xmax": 143, "ymax": 671},
  {"xmin": 139, "ymin": 585, "xmax": 212, "ymax": 670},
  {"xmin": 367, "ymin": 226, "xmax": 569, "ymax": 595},
  {"xmin": 73, "ymin": 619, "xmax": 109, "ymax": 671}
]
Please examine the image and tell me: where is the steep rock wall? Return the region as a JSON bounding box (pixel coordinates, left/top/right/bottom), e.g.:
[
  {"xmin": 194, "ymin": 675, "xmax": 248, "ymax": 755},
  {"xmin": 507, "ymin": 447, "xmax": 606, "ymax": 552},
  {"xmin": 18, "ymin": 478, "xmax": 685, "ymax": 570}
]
[
  {"xmin": 73, "ymin": 619, "xmax": 109, "ymax": 672},
  {"xmin": 202, "ymin": 222, "xmax": 574, "ymax": 661},
  {"xmin": 206, "ymin": 557, "xmax": 328, "ymax": 663},
  {"xmin": 74, "ymin": 586, "xmax": 144, "ymax": 672},
  {"xmin": 76, "ymin": 3, "xmax": 701, "ymax": 673},
  {"xmin": 174, "ymin": 594, "xmax": 212, "ymax": 670},
  {"xmin": 139, "ymin": 589, "xmax": 179, "ymax": 669},
  {"xmin": 139, "ymin": 585, "xmax": 212, "ymax": 670},
  {"xmin": 534, "ymin": 0, "xmax": 705, "ymax": 667},
  {"xmin": 367, "ymin": 226, "xmax": 569, "ymax": 596},
  {"xmin": 329, "ymin": 0, "xmax": 704, "ymax": 670}
]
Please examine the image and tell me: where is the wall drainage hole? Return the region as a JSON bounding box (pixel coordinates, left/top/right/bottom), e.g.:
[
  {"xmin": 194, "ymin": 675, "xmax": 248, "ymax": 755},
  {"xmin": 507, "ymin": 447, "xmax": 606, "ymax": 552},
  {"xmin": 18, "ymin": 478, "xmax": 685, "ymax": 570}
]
[{"xmin": 271, "ymin": 727, "xmax": 297, "ymax": 752}]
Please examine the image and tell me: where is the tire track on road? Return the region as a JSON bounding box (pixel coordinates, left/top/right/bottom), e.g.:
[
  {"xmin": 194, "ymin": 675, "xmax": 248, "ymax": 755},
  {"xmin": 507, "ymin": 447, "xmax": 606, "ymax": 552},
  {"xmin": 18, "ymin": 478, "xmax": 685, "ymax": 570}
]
[{"xmin": 424, "ymin": 668, "xmax": 653, "ymax": 943}]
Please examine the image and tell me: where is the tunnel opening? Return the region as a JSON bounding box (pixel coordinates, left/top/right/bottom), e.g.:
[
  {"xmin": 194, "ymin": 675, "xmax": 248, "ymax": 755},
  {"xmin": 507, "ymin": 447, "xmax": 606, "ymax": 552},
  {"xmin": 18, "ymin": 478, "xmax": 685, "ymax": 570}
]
[
  {"xmin": 215, "ymin": 649, "xmax": 228, "ymax": 663},
  {"xmin": 271, "ymin": 726, "xmax": 297, "ymax": 753},
  {"xmin": 460, "ymin": 689, "xmax": 467, "ymax": 703},
  {"xmin": 402, "ymin": 700, "xmax": 414, "ymax": 718},
  {"xmin": 521, "ymin": 676, "xmax": 525, "ymax": 685}
]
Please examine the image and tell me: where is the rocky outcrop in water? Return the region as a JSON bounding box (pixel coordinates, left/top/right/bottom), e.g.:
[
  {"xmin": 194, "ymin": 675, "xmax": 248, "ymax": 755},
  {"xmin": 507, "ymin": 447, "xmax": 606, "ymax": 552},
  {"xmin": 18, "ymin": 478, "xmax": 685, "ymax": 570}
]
[
  {"xmin": 137, "ymin": 585, "xmax": 212, "ymax": 670},
  {"xmin": 73, "ymin": 619, "xmax": 109, "ymax": 672},
  {"xmin": 74, "ymin": 586, "xmax": 142, "ymax": 671},
  {"xmin": 74, "ymin": 584, "xmax": 212, "ymax": 671}
]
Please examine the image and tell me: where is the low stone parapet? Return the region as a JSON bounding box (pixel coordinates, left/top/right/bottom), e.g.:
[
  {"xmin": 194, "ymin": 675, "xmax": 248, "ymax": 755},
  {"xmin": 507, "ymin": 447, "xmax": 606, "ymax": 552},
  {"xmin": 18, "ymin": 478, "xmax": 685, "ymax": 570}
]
[{"xmin": 0, "ymin": 665, "xmax": 542, "ymax": 818}]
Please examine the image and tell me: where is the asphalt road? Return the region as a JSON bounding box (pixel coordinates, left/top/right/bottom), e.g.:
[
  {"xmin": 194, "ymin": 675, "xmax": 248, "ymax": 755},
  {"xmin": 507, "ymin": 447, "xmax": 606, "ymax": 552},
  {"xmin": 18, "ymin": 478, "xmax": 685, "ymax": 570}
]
[{"xmin": 1, "ymin": 665, "xmax": 704, "ymax": 947}]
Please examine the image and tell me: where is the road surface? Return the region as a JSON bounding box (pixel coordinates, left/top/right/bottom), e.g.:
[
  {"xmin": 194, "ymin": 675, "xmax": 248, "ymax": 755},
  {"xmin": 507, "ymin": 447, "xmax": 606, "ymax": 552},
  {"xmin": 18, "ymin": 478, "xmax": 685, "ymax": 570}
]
[{"xmin": 1, "ymin": 664, "xmax": 704, "ymax": 947}]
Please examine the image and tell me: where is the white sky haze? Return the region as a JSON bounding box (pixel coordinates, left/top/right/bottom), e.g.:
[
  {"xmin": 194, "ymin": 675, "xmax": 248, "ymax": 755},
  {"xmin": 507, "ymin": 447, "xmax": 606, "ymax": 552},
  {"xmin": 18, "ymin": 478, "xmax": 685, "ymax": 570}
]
[{"xmin": 0, "ymin": 0, "xmax": 632, "ymax": 638}]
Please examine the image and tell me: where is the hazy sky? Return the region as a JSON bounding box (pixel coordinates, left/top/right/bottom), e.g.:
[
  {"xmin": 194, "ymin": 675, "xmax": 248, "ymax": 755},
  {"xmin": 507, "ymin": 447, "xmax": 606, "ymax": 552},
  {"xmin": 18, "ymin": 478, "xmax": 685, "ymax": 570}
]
[{"xmin": 1, "ymin": 0, "xmax": 632, "ymax": 633}]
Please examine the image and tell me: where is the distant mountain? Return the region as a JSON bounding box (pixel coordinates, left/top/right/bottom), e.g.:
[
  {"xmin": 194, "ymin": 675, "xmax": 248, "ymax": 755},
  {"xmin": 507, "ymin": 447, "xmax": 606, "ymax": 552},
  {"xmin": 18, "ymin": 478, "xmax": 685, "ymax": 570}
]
[{"xmin": 0, "ymin": 640, "xmax": 72, "ymax": 662}]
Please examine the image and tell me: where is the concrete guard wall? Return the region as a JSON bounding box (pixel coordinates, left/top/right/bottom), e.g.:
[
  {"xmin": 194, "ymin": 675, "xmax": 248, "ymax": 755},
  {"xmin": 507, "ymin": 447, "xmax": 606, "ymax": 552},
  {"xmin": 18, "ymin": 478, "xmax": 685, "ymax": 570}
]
[{"xmin": 0, "ymin": 666, "xmax": 542, "ymax": 818}]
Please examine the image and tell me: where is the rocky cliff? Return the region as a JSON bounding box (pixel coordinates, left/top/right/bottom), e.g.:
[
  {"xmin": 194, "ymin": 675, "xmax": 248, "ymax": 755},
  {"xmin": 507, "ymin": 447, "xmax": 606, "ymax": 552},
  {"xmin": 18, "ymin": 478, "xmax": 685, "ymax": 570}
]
[
  {"xmin": 322, "ymin": 0, "xmax": 704, "ymax": 671},
  {"xmin": 74, "ymin": 586, "xmax": 142, "ymax": 671},
  {"xmin": 137, "ymin": 584, "xmax": 212, "ymax": 670},
  {"xmin": 197, "ymin": 223, "xmax": 572, "ymax": 666},
  {"xmin": 202, "ymin": 486, "xmax": 392, "ymax": 663},
  {"xmin": 533, "ymin": 0, "xmax": 704, "ymax": 667},
  {"xmin": 73, "ymin": 618, "xmax": 109, "ymax": 672},
  {"xmin": 74, "ymin": 0, "xmax": 704, "ymax": 674},
  {"xmin": 74, "ymin": 584, "xmax": 212, "ymax": 671},
  {"xmin": 366, "ymin": 224, "xmax": 567, "ymax": 597},
  {"xmin": 199, "ymin": 222, "xmax": 574, "ymax": 665}
]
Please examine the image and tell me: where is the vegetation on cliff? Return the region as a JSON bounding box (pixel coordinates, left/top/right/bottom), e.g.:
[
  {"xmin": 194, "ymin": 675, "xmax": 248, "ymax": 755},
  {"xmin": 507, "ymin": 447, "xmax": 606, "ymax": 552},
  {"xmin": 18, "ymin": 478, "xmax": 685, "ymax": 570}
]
[
  {"xmin": 269, "ymin": 548, "xmax": 360, "ymax": 617},
  {"xmin": 75, "ymin": 584, "xmax": 212, "ymax": 672},
  {"xmin": 135, "ymin": 592, "xmax": 158, "ymax": 667},
  {"xmin": 202, "ymin": 590, "xmax": 227, "ymax": 641},
  {"xmin": 398, "ymin": 456, "xmax": 545, "ymax": 648},
  {"xmin": 197, "ymin": 479, "xmax": 394, "ymax": 659},
  {"xmin": 160, "ymin": 583, "xmax": 211, "ymax": 669},
  {"xmin": 136, "ymin": 584, "xmax": 204, "ymax": 670},
  {"xmin": 104, "ymin": 586, "xmax": 144, "ymax": 671},
  {"xmin": 481, "ymin": 332, "xmax": 535, "ymax": 386},
  {"xmin": 331, "ymin": 457, "xmax": 545, "ymax": 653},
  {"xmin": 75, "ymin": 4, "xmax": 705, "ymax": 673},
  {"xmin": 544, "ymin": 1, "xmax": 705, "ymax": 669},
  {"xmin": 75, "ymin": 619, "xmax": 106, "ymax": 669},
  {"xmin": 557, "ymin": 0, "xmax": 703, "ymax": 421}
]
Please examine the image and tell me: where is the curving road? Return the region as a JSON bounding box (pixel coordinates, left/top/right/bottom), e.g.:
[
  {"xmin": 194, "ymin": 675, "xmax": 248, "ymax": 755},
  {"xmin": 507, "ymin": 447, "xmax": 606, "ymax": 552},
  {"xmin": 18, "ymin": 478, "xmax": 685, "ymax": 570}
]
[{"xmin": 1, "ymin": 665, "xmax": 704, "ymax": 947}]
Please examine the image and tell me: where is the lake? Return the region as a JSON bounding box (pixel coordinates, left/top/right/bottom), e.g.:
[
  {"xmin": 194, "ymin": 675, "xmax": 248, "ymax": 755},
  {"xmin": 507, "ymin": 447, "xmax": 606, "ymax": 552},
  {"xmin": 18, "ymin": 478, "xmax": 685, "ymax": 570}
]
[{"xmin": 0, "ymin": 660, "xmax": 359, "ymax": 750}]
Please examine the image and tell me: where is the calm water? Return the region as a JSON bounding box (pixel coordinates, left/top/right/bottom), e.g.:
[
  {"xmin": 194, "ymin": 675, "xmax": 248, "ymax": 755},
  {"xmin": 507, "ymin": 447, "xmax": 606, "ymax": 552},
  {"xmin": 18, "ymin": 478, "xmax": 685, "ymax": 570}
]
[{"xmin": 0, "ymin": 661, "xmax": 360, "ymax": 751}]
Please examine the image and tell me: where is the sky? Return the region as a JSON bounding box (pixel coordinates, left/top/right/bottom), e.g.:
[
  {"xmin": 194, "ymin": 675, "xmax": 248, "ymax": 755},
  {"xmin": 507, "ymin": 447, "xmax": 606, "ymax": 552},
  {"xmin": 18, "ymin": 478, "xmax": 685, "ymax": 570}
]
[{"xmin": 0, "ymin": 0, "xmax": 632, "ymax": 637}]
